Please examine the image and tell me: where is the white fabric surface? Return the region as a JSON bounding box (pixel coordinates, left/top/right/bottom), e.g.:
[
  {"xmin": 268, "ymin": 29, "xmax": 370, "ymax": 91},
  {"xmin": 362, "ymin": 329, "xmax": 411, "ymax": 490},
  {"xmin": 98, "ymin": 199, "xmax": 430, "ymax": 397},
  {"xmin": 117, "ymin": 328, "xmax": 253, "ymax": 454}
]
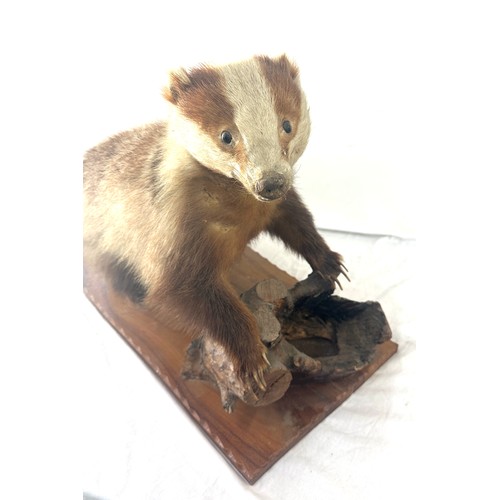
[
  {"xmin": 78, "ymin": 6, "xmax": 420, "ymax": 496},
  {"xmin": 82, "ymin": 230, "xmax": 416, "ymax": 500}
]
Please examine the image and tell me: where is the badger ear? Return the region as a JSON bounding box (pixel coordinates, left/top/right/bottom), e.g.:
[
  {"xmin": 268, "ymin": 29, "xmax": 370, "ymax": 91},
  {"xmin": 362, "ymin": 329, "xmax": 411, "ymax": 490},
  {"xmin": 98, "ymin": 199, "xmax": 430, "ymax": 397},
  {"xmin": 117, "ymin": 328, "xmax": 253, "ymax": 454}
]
[
  {"xmin": 257, "ymin": 54, "xmax": 300, "ymax": 81},
  {"xmin": 162, "ymin": 68, "xmax": 191, "ymax": 104},
  {"xmin": 276, "ymin": 54, "xmax": 300, "ymax": 80}
]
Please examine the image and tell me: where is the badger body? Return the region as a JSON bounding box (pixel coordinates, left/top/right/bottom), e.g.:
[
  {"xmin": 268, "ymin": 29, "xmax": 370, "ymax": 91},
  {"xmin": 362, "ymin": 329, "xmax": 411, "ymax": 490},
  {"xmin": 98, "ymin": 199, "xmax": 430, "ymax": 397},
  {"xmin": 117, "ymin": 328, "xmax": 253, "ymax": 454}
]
[{"xmin": 84, "ymin": 55, "xmax": 346, "ymax": 385}]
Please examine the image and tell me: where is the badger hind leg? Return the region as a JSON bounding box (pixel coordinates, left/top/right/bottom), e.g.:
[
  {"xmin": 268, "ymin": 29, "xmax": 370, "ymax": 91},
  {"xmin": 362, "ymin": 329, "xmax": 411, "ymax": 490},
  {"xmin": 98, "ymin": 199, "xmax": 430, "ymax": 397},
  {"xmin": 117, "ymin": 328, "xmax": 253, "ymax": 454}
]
[{"xmin": 104, "ymin": 255, "xmax": 148, "ymax": 303}]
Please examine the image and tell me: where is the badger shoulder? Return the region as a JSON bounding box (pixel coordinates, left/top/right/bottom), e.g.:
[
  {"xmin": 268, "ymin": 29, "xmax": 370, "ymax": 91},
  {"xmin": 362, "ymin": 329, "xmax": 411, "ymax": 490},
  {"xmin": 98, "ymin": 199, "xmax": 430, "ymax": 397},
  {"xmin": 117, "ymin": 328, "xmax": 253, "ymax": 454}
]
[
  {"xmin": 84, "ymin": 121, "xmax": 168, "ymax": 198},
  {"xmin": 83, "ymin": 121, "xmax": 174, "ymax": 268}
]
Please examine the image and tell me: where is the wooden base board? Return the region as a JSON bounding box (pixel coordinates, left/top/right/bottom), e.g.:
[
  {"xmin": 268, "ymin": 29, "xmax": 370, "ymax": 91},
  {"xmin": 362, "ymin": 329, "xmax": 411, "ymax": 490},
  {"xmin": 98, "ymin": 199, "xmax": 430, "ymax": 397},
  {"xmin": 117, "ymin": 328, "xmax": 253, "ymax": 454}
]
[{"xmin": 84, "ymin": 248, "xmax": 398, "ymax": 484}]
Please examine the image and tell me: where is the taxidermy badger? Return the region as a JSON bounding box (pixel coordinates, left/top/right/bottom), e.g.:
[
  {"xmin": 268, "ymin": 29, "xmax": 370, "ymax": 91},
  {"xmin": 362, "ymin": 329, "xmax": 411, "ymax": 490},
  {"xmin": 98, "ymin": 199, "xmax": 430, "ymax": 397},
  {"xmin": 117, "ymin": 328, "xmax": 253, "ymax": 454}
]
[{"xmin": 84, "ymin": 54, "xmax": 348, "ymax": 387}]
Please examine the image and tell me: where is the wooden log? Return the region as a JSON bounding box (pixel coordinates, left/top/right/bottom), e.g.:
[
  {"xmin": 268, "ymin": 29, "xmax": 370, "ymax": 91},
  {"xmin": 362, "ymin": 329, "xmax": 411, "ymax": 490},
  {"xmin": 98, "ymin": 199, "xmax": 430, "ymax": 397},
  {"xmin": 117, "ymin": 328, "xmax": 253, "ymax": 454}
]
[{"xmin": 182, "ymin": 272, "xmax": 393, "ymax": 412}]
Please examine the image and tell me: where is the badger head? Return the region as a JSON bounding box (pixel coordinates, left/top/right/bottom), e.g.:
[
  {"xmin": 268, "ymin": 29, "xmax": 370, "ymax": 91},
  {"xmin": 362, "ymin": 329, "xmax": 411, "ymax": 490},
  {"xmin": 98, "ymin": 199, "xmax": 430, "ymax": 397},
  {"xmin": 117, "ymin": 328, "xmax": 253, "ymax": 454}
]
[{"xmin": 163, "ymin": 54, "xmax": 311, "ymax": 202}]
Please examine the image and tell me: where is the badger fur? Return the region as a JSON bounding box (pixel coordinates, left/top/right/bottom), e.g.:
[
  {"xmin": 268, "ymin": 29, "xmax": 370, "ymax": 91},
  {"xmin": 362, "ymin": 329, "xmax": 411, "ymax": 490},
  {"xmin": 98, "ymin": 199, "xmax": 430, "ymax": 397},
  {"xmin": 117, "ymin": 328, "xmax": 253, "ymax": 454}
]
[{"xmin": 84, "ymin": 54, "xmax": 347, "ymax": 386}]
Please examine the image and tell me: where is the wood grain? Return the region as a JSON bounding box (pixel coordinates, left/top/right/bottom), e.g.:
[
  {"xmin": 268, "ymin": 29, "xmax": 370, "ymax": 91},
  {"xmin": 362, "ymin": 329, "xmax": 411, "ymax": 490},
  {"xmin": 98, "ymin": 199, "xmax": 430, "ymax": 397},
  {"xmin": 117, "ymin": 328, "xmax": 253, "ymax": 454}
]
[{"xmin": 84, "ymin": 247, "xmax": 398, "ymax": 484}]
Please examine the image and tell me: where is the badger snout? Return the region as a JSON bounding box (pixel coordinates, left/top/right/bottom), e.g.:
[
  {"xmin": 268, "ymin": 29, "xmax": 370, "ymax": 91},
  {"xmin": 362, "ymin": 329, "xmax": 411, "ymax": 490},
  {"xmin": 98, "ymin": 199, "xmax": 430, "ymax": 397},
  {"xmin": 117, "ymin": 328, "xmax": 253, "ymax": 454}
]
[{"xmin": 254, "ymin": 174, "xmax": 289, "ymax": 201}]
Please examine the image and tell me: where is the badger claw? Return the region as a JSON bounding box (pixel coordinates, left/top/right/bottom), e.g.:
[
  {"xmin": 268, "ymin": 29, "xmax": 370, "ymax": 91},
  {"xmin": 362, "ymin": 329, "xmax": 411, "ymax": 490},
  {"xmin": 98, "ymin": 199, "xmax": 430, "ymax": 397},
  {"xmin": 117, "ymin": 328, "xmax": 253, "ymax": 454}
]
[
  {"xmin": 253, "ymin": 367, "xmax": 267, "ymax": 391},
  {"xmin": 262, "ymin": 351, "xmax": 271, "ymax": 366},
  {"xmin": 340, "ymin": 264, "xmax": 350, "ymax": 281}
]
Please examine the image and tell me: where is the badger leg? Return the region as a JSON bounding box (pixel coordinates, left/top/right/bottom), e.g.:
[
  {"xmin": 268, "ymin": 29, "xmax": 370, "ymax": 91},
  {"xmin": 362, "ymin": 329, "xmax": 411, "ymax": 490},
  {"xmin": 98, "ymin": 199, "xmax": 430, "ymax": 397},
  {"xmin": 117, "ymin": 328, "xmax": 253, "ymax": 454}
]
[
  {"xmin": 149, "ymin": 274, "xmax": 269, "ymax": 388},
  {"xmin": 267, "ymin": 188, "xmax": 349, "ymax": 290},
  {"xmin": 97, "ymin": 254, "xmax": 149, "ymax": 303}
]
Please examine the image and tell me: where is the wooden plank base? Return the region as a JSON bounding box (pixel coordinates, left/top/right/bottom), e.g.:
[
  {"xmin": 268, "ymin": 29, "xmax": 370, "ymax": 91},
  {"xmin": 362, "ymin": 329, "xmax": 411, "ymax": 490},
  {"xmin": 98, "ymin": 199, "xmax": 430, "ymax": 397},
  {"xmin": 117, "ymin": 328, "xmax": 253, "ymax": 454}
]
[{"xmin": 84, "ymin": 248, "xmax": 398, "ymax": 484}]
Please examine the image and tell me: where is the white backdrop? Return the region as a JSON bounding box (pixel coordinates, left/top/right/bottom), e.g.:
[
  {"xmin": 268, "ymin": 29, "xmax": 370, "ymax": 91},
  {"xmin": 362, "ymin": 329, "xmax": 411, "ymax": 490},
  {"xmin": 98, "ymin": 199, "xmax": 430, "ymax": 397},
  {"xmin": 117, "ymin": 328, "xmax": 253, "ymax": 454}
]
[
  {"xmin": 76, "ymin": 1, "xmax": 498, "ymax": 499},
  {"xmin": 82, "ymin": 1, "xmax": 424, "ymax": 238},
  {"xmin": 2, "ymin": 1, "xmax": 499, "ymax": 499}
]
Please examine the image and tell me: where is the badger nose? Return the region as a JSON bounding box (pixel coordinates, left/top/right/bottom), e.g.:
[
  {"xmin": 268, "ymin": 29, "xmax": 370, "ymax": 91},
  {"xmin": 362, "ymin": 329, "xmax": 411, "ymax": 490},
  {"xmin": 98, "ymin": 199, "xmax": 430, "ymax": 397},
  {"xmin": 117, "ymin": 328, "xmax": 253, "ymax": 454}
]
[{"xmin": 255, "ymin": 174, "xmax": 287, "ymax": 201}]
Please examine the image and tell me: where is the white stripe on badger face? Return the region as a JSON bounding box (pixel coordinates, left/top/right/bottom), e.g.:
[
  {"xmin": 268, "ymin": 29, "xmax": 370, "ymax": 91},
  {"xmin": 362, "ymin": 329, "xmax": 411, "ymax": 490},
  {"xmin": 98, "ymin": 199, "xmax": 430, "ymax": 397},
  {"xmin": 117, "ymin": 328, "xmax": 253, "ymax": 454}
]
[{"xmin": 221, "ymin": 60, "xmax": 292, "ymax": 191}]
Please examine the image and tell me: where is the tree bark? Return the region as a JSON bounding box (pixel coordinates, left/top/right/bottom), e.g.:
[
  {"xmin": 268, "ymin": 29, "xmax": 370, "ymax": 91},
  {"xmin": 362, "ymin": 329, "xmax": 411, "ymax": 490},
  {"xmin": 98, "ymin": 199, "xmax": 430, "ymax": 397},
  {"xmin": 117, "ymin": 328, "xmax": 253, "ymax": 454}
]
[{"xmin": 182, "ymin": 272, "xmax": 392, "ymax": 413}]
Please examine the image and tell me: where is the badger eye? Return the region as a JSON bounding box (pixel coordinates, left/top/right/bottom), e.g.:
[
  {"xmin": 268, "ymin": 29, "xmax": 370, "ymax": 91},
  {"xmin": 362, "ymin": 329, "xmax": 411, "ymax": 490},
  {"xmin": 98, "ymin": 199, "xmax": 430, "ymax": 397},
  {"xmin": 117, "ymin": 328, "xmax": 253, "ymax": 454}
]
[
  {"xmin": 221, "ymin": 130, "xmax": 233, "ymax": 145},
  {"xmin": 282, "ymin": 120, "xmax": 292, "ymax": 134}
]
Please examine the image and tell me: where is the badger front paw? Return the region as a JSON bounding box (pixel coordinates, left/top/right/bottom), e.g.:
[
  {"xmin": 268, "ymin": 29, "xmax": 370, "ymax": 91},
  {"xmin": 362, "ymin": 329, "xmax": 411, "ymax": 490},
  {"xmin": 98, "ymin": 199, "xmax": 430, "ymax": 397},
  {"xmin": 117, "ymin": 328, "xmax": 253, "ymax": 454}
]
[
  {"xmin": 316, "ymin": 250, "xmax": 350, "ymax": 291},
  {"xmin": 233, "ymin": 339, "xmax": 270, "ymax": 391}
]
